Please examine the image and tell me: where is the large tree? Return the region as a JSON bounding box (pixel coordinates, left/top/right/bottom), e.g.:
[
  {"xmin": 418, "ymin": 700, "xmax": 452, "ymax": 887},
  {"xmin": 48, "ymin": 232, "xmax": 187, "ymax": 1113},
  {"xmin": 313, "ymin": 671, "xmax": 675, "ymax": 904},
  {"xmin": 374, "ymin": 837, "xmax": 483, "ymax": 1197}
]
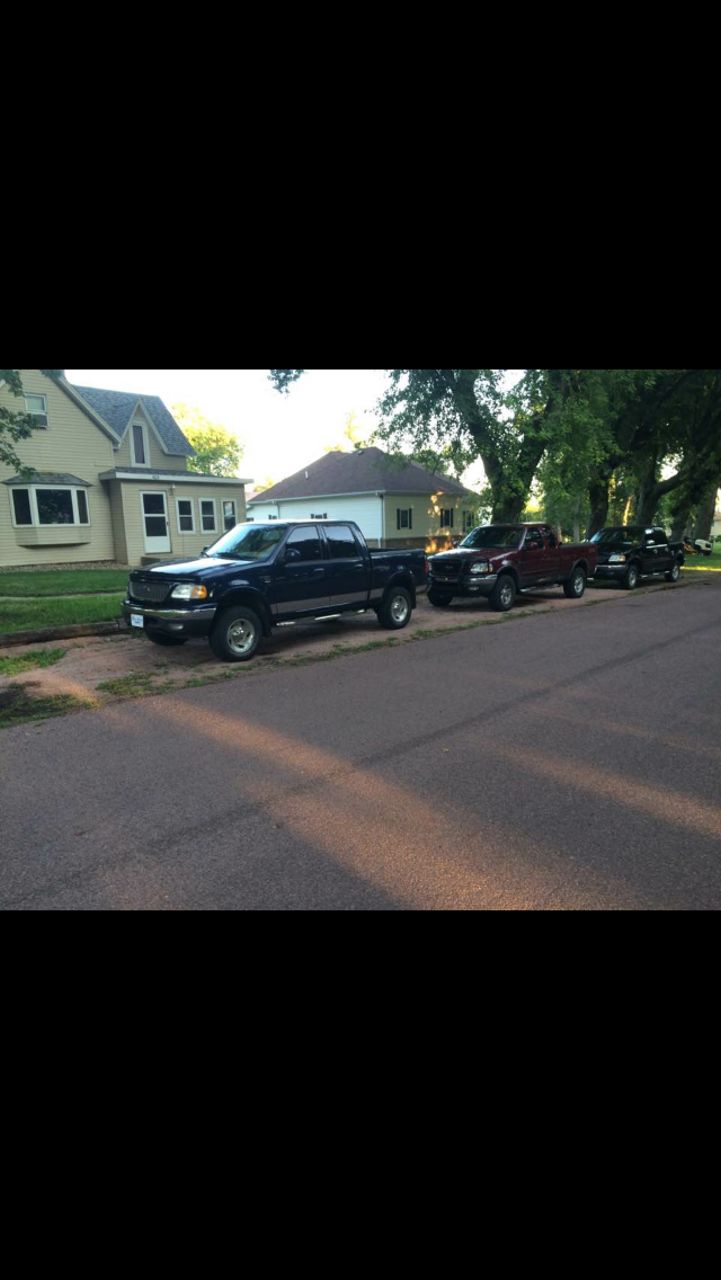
[
  {"xmin": 270, "ymin": 368, "xmax": 571, "ymax": 521},
  {"xmin": 171, "ymin": 402, "xmax": 244, "ymax": 477},
  {"xmin": 1, "ymin": 369, "xmax": 63, "ymax": 473},
  {"xmin": 269, "ymin": 368, "xmax": 721, "ymax": 533}
]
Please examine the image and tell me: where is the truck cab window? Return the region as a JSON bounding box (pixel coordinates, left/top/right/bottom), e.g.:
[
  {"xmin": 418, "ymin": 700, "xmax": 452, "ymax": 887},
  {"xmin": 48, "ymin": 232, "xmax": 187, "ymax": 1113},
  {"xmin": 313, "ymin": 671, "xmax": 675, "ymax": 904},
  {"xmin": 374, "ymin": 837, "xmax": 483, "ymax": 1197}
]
[
  {"xmin": 325, "ymin": 525, "xmax": 361, "ymax": 557},
  {"xmin": 285, "ymin": 527, "xmax": 322, "ymax": 560}
]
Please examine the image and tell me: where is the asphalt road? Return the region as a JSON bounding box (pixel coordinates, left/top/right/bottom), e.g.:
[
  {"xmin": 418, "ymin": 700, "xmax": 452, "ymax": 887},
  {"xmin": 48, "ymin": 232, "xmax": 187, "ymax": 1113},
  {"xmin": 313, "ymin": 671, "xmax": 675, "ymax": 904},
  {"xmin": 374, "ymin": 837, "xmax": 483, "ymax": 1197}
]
[{"xmin": 2, "ymin": 579, "xmax": 720, "ymax": 909}]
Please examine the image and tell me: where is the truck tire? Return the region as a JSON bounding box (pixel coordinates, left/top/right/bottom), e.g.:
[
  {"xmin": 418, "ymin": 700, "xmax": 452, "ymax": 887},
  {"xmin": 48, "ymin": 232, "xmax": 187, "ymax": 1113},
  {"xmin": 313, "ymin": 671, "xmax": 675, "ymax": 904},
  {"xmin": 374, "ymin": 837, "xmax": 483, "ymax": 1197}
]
[
  {"xmin": 209, "ymin": 606, "xmax": 262, "ymax": 662},
  {"xmin": 490, "ymin": 574, "xmax": 516, "ymax": 612},
  {"xmin": 665, "ymin": 562, "xmax": 680, "ymax": 582},
  {"xmin": 378, "ymin": 586, "xmax": 412, "ymax": 629},
  {"xmin": 146, "ymin": 632, "xmax": 187, "ymax": 646},
  {"xmin": 563, "ymin": 566, "xmax": 587, "ymax": 599},
  {"xmin": 428, "ymin": 589, "xmax": 453, "ymax": 607},
  {"xmin": 624, "ymin": 563, "xmax": 640, "ymax": 590}
]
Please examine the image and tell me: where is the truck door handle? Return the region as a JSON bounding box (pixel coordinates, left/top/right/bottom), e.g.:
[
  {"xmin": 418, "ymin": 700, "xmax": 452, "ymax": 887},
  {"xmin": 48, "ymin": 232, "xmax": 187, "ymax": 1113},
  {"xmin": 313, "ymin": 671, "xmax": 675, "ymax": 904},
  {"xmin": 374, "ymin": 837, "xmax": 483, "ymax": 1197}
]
[{"xmin": 312, "ymin": 567, "xmax": 326, "ymax": 576}]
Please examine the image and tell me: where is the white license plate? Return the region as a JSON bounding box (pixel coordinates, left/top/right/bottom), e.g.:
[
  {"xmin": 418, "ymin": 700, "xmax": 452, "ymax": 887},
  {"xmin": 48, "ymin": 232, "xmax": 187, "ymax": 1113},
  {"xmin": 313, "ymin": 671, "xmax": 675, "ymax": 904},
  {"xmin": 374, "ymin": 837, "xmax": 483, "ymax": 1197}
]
[{"xmin": 130, "ymin": 613, "xmax": 144, "ymax": 628}]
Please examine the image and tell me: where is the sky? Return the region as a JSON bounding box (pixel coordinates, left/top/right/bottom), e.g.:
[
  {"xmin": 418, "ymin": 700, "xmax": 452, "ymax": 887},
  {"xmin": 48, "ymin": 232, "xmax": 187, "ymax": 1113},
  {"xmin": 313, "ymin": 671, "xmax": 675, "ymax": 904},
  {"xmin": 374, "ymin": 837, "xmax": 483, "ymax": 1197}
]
[{"xmin": 64, "ymin": 368, "xmax": 489, "ymax": 492}]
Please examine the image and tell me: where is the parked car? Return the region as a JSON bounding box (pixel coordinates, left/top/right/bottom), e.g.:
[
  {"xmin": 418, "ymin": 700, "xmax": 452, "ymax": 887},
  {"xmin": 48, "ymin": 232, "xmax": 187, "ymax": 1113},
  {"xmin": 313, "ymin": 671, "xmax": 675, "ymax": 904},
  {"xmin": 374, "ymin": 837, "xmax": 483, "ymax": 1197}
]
[
  {"xmin": 427, "ymin": 523, "xmax": 597, "ymax": 612},
  {"xmin": 590, "ymin": 526, "xmax": 684, "ymax": 588},
  {"xmin": 123, "ymin": 520, "xmax": 427, "ymax": 661},
  {"xmin": 693, "ymin": 538, "xmax": 713, "ymax": 557}
]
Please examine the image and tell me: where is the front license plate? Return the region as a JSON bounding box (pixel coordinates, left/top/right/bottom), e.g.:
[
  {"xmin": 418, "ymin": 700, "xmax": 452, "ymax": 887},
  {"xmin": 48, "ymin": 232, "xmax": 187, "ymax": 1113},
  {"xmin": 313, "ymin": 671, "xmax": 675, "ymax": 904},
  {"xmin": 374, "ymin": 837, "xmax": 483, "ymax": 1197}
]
[{"xmin": 130, "ymin": 613, "xmax": 144, "ymax": 628}]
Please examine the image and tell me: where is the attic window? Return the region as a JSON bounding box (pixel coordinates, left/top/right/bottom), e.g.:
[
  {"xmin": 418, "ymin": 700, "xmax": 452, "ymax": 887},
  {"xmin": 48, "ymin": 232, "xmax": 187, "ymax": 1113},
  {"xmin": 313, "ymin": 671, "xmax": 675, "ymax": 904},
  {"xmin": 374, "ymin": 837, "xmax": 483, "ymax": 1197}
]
[
  {"xmin": 24, "ymin": 393, "xmax": 48, "ymax": 427},
  {"xmin": 132, "ymin": 422, "xmax": 147, "ymax": 465}
]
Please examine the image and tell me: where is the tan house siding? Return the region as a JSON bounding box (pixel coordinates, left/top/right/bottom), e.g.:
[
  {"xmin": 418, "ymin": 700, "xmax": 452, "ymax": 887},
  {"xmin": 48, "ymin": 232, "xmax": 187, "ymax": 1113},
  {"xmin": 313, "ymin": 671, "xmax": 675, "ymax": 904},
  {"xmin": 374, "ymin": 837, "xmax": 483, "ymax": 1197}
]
[
  {"xmin": 108, "ymin": 484, "xmax": 129, "ymax": 565},
  {"xmin": 383, "ymin": 492, "xmax": 477, "ymax": 550},
  {"xmin": 0, "ymin": 371, "xmax": 117, "ymax": 566},
  {"xmin": 117, "ymin": 480, "xmax": 247, "ymax": 565},
  {"xmin": 113, "ymin": 401, "xmax": 184, "ymax": 471}
]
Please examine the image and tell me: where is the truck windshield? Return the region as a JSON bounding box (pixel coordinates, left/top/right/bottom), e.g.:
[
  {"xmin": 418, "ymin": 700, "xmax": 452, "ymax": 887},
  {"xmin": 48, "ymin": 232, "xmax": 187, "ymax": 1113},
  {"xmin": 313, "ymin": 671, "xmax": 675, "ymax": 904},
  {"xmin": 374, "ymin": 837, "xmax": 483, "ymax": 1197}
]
[
  {"xmin": 460, "ymin": 527, "xmax": 523, "ymax": 549},
  {"xmin": 206, "ymin": 523, "xmax": 287, "ymax": 560},
  {"xmin": 590, "ymin": 528, "xmax": 645, "ymax": 546}
]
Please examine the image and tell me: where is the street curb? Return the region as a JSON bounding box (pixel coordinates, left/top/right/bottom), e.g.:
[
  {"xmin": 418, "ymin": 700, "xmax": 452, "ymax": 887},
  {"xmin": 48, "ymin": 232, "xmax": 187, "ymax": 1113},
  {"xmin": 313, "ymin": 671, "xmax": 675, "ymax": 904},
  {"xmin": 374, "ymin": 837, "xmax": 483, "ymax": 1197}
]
[{"xmin": 0, "ymin": 620, "xmax": 126, "ymax": 647}]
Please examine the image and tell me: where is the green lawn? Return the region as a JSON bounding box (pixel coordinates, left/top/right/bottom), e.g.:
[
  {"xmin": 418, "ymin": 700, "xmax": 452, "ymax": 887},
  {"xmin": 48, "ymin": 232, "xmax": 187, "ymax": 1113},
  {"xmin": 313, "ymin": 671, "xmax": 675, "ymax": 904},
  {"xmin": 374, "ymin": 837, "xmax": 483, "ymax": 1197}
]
[
  {"xmin": 682, "ymin": 545, "xmax": 721, "ymax": 572},
  {"xmin": 0, "ymin": 569, "xmax": 129, "ymax": 596},
  {"xmin": 0, "ymin": 594, "xmax": 125, "ymax": 633}
]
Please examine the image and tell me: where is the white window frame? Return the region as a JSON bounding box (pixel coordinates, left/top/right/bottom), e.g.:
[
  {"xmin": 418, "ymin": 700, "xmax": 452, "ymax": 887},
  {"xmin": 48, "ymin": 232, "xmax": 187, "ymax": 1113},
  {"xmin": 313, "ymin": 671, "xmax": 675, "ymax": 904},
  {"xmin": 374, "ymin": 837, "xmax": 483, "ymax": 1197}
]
[
  {"xmin": 222, "ymin": 499, "xmax": 237, "ymax": 530},
  {"xmin": 9, "ymin": 485, "xmax": 91, "ymax": 528},
  {"xmin": 24, "ymin": 393, "xmax": 48, "ymax": 427},
  {"xmin": 200, "ymin": 498, "xmax": 217, "ymax": 533},
  {"xmin": 131, "ymin": 420, "xmax": 150, "ymax": 466},
  {"xmin": 176, "ymin": 496, "xmax": 196, "ymax": 533}
]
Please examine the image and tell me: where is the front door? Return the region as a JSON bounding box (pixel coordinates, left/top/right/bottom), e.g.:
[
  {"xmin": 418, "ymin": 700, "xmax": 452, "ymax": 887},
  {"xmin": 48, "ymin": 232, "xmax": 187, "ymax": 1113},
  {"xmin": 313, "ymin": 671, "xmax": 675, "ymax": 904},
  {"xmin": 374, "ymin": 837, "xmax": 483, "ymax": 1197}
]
[{"xmin": 141, "ymin": 491, "xmax": 171, "ymax": 554}]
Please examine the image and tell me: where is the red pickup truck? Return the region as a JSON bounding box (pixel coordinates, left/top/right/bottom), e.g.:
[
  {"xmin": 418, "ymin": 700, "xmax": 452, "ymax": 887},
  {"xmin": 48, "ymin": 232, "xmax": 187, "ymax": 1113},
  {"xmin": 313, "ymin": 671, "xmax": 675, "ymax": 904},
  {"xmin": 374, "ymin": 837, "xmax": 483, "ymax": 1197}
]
[{"xmin": 427, "ymin": 523, "xmax": 598, "ymax": 612}]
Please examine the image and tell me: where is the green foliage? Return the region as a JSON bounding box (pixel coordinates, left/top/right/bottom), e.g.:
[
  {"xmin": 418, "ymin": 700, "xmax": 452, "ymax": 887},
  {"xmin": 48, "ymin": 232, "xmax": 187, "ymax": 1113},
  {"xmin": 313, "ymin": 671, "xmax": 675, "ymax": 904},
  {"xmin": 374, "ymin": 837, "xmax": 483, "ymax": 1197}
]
[
  {"xmin": 0, "ymin": 369, "xmax": 63, "ymax": 473},
  {"xmin": 269, "ymin": 369, "xmax": 305, "ymax": 393},
  {"xmin": 269, "ymin": 368, "xmax": 721, "ymax": 534},
  {"xmin": 171, "ymin": 403, "xmax": 244, "ymax": 477}
]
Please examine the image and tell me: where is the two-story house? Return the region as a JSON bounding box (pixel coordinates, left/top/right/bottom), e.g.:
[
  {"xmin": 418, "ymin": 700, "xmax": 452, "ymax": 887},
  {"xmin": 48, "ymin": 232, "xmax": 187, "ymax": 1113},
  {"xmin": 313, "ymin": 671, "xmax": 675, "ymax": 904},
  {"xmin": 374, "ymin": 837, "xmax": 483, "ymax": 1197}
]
[{"xmin": 0, "ymin": 371, "xmax": 252, "ymax": 568}]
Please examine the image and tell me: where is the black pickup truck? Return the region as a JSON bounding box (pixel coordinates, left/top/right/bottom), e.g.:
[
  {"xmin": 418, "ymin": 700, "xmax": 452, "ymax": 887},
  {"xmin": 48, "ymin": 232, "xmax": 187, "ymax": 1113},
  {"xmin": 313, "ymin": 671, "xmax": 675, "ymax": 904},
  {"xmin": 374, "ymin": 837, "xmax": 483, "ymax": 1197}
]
[
  {"xmin": 590, "ymin": 526, "xmax": 684, "ymax": 589},
  {"xmin": 123, "ymin": 519, "xmax": 427, "ymax": 661}
]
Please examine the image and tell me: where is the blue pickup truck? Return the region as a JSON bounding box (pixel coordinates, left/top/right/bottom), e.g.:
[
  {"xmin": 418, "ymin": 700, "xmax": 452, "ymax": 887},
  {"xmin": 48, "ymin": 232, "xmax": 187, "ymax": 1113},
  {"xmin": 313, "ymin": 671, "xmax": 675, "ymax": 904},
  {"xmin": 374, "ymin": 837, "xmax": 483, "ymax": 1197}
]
[{"xmin": 123, "ymin": 519, "xmax": 427, "ymax": 661}]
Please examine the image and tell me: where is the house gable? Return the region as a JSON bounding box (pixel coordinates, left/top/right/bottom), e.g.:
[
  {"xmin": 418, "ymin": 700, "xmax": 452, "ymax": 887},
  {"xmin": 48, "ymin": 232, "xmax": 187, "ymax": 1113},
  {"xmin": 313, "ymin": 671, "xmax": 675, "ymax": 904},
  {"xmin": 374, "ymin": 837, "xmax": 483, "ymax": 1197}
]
[{"xmin": 71, "ymin": 385, "xmax": 194, "ymax": 461}]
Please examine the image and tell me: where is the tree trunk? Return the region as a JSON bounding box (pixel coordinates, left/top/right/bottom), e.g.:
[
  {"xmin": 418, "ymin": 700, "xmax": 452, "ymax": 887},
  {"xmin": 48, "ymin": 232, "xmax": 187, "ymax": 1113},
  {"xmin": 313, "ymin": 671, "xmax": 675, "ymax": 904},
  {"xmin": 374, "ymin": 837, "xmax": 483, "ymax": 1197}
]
[
  {"xmin": 491, "ymin": 497, "xmax": 527, "ymax": 523},
  {"xmin": 693, "ymin": 480, "xmax": 719, "ymax": 541},
  {"xmin": 587, "ymin": 467, "xmax": 614, "ymax": 537},
  {"xmin": 635, "ymin": 451, "xmax": 661, "ymax": 526},
  {"xmin": 669, "ymin": 491, "xmax": 694, "ymax": 543}
]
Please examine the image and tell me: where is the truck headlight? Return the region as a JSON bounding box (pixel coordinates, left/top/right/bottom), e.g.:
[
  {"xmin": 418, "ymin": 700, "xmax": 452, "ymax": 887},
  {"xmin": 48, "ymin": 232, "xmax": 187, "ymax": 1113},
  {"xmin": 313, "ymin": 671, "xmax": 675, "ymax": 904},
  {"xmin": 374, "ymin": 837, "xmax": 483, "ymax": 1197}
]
[
  {"xmin": 170, "ymin": 583, "xmax": 208, "ymax": 600},
  {"xmin": 608, "ymin": 554, "xmax": 627, "ymax": 563},
  {"xmin": 469, "ymin": 561, "xmax": 490, "ymax": 575}
]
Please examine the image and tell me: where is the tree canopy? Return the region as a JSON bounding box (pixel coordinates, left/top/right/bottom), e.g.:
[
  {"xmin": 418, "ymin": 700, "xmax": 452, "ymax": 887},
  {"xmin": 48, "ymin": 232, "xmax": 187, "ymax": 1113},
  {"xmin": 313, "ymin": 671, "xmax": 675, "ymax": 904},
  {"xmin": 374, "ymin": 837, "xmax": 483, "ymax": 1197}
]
[
  {"xmin": 269, "ymin": 368, "xmax": 721, "ymax": 536},
  {"xmin": 171, "ymin": 403, "xmax": 244, "ymax": 477}
]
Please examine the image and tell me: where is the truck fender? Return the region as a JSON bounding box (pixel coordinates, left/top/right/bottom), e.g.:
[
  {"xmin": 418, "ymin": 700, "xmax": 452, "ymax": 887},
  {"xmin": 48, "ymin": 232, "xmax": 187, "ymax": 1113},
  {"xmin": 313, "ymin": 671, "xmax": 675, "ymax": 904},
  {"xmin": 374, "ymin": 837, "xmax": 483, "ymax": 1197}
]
[
  {"xmin": 384, "ymin": 570, "xmax": 417, "ymax": 607},
  {"xmin": 214, "ymin": 588, "xmax": 273, "ymax": 635},
  {"xmin": 496, "ymin": 563, "xmax": 521, "ymax": 590}
]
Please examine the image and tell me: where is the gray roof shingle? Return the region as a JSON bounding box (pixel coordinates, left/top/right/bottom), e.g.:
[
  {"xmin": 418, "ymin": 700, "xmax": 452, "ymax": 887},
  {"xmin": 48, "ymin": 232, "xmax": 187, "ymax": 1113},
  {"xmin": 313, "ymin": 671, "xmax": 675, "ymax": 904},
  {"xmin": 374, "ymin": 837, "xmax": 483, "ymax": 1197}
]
[
  {"xmin": 3, "ymin": 471, "xmax": 92, "ymax": 486},
  {"xmin": 247, "ymin": 447, "xmax": 475, "ymax": 503},
  {"xmin": 71, "ymin": 385, "xmax": 194, "ymax": 457}
]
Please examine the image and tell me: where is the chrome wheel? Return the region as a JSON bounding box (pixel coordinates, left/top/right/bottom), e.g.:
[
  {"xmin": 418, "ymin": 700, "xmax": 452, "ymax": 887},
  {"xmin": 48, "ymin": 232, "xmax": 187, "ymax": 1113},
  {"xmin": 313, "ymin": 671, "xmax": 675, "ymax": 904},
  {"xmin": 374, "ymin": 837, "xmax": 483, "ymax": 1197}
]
[
  {"xmin": 379, "ymin": 586, "xmax": 413, "ymax": 629},
  {"xmin": 390, "ymin": 592, "xmax": 410, "ymax": 625},
  {"xmin": 499, "ymin": 580, "xmax": 514, "ymax": 608},
  {"xmin": 227, "ymin": 617, "xmax": 258, "ymax": 656},
  {"xmin": 210, "ymin": 605, "xmax": 263, "ymax": 662}
]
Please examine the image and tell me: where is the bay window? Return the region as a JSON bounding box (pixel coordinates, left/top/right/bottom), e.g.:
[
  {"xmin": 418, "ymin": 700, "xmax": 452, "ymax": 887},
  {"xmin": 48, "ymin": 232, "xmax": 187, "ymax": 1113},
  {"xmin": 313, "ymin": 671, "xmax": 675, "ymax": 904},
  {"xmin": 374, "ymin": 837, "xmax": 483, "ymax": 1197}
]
[{"xmin": 10, "ymin": 485, "xmax": 91, "ymax": 527}]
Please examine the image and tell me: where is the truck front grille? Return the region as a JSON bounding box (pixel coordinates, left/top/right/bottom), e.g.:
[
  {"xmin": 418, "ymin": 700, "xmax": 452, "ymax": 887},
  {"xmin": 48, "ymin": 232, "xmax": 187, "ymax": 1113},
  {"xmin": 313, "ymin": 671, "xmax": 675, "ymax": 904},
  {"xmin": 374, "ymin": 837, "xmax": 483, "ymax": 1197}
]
[
  {"xmin": 128, "ymin": 578, "xmax": 171, "ymax": 604},
  {"xmin": 430, "ymin": 560, "xmax": 462, "ymax": 583}
]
